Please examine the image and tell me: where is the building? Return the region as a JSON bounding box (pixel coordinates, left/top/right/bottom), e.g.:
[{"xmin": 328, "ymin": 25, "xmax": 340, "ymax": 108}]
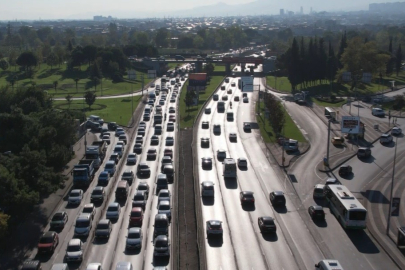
[
  {"xmin": 300, "ymin": 6, "xmax": 303, "ymax": 14},
  {"xmin": 280, "ymin": 9, "xmax": 285, "ymax": 16}
]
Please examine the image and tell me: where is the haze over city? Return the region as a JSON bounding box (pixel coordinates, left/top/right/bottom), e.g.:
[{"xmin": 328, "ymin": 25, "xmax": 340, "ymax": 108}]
[{"xmin": 1, "ymin": 0, "xmax": 403, "ymax": 20}]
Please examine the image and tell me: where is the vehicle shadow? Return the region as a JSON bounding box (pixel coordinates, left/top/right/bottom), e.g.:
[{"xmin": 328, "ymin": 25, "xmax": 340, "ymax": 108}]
[
  {"xmin": 202, "ymin": 197, "xmax": 215, "ymax": 206},
  {"xmin": 345, "ymin": 229, "xmax": 380, "ymax": 254},
  {"xmin": 262, "ymin": 233, "xmax": 278, "ymax": 242},
  {"xmin": 313, "ymin": 198, "xmax": 326, "ymax": 206},
  {"xmin": 92, "ymin": 237, "xmax": 109, "ymax": 245},
  {"xmin": 312, "ymin": 219, "xmax": 328, "ymax": 228},
  {"xmin": 238, "ymin": 166, "xmax": 248, "ymax": 171},
  {"xmin": 361, "ymin": 190, "xmax": 389, "ymax": 204},
  {"xmin": 65, "ymin": 262, "xmax": 81, "ymax": 269},
  {"xmin": 153, "ymin": 255, "xmax": 170, "ymax": 266},
  {"xmin": 224, "ymin": 178, "xmax": 238, "ymax": 189},
  {"xmin": 273, "ymin": 206, "xmax": 287, "ymax": 214},
  {"xmin": 207, "ymin": 236, "xmax": 223, "ymax": 247},
  {"xmin": 34, "ymin": 252, "xmax": 53, "ymax": 262},
  {"xmin": 358, "ymin": 155, "xmax": 375, "ymax": 163},
  {"xmin": 381, "ymin": 141, "xmax": 395, "ymax": 148},
  {"xmin": 124, "ymin": 247, "xmax": 141, "ymax": 255},
  {"xmin": 241, "ymin": 204, "xmax": 256, "ymax": 212},
  {"xmin": 339, "ymin": 173, "xmax": 354, "ymax": 180}
]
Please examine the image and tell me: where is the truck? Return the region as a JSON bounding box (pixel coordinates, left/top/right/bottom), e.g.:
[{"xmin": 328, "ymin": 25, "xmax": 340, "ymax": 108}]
[
  {"xmin": 73, "ymin": 159, "xmax": 95, "ymax": 187},
  {"xmin": 88, "ymin": 115, "xmax": 104, "ymax": 125},
  {"xmin": 85, "ymin": 141, "xmax": 107, "ymax": 169}
]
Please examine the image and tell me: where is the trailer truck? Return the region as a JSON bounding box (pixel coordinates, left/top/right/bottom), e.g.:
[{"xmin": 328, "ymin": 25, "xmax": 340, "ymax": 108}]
[
  {"xmin": 85, "ymin": 141, "xmax": 107, "ymax": 169},
  {"xmin": 73, "ymin": 159, "xmax": 95, "ymax": 187}
]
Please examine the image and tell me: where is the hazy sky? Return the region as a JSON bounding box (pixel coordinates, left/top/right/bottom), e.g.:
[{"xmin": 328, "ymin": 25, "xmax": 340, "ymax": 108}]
[{"xmin": 0, "ymin": 0, "xmax": 400, "ymax": 20}]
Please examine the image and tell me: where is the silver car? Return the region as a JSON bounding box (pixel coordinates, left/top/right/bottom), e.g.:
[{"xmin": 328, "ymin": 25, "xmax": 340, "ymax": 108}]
[
  {"xmin": 126, "ymin": 227, "xmax": 143, "ymax": 250},
  {"xmin": 65, "ymin": 239, "xmax": 83, "ymax": 262},
  {"xmin": 106, "ymin": 202, "xmax": 121, "ymax": 220},
  {"xmin": 157, "ymin": 200, "xmax": 172, "ymax": 221}
]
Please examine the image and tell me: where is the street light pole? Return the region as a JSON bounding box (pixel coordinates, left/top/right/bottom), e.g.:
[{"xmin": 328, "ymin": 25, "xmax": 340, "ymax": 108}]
[
  {"xmin": 386, "ymin": 136, "xmax": 398, "ymax": 235},
  {"xmin": 326, "ymin": 119, "xmax": 331, "ymax": 165}
]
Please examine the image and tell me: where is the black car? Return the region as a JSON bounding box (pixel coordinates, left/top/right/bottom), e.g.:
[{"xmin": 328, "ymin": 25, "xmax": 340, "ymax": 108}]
[
  {"xmin": 258, "ymin": 216, "xmax": 277, "ymax": 233},
  {"xmin": 243, "ymin": 122, "xmax": 251, "ymax": 132},
  {"xmin": 201, "ymin": 157, "xmax": 212, "ymax": 169},
  {"xmin": 132, "ymin": 190, "xmax": 148, "ymax": 209},
  {"xmin": 338, "ymin": 165, "xmax": 352, "ymax": 177},
  {"xmin": 308, "ymin": 205, "xmax": 325, "ymax": 220},
  {"xmin": 133, "ymin": 143, "xmax": 143, "ymax": 154},
  {"xmin": 95, "ymin": 219, "xmax": 112, "ymax": 238},
  {"xmin": 50, "ymin": 211, "xmax": 69, "ymax": 229},
  {"xmin": 147, "ymin": 148, "xmax": 157, "ymax": 160},
  {"xmin": 108, "ymin": 122, "xmax": 117, "ymax": 130},
  {"xmin": 270, "ymin": 191, "xmax": 286, "ymax": 207},
  {"xmin": 121, "ymin": 171, "xmax": 134, "ymax": 183},
  {"xmin": 109, "ymin": 153, "xmax": 120, "ymax": 164},
  {"xmin": 137, "ymin": 163, "xmax": 151, "ymax": 176},
  {"xmin": 137, "ymin": 182, "xmax": 150, "ymax": 197},
  {"xmin": 201, "ymin": 121, "xmax": 209, "ymax": 129},
  {"xmin": 201, "ymin": 137, "xmax": 210, "ymax": 148},
  {"xmin": 240, "ymin": 191, "xmax": 255, "ymax": 205}
]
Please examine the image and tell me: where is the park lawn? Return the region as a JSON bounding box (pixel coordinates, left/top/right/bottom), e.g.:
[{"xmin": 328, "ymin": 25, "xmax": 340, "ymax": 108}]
[
  {"xmin": 179, "ymin": 75, "xmax": 224, "ymax": 128},
  {"xmin": 0, "ymin": 63, "xmax": 152, "ymax": 98},
  {"xmin": 53, "ymin": 95, "xmax": 143, "ymax": 126},
  {"xmin": 311, "ymin": 97, "xmax": 347, "ymax": 108},
  {"xmin": 213, "ymin": 64, "xmax": 226, "ymax": 72},
  {"xmin": 256, "ymin": 101, "xmax": 306, "ymax": 143}
]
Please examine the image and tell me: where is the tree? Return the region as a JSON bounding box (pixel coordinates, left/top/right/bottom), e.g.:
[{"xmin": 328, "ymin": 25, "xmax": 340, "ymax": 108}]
[
  {"xmin": 84, "ymin": 91, "xmax": 96, "ymax": 109},
  {"xmin": 203, "ymin": 63, "xmax": 215, "ymax": 75},
  {"xmin": 0, "ymin": 212, "xmax": 10, "ymax": 240},
  {"xmin": 193, "ymin": 35, "xmax": 205, "ymax": 49},
  {"xmin": 184, "ymin": 90, "xmax": 196, "ymax": 113},
  {"xmin": 16, "ymin": 51, "xmax": 38, "ymax": 71},
  {"xmin": 326, "ymin": 41, "xmax": 338, "ymax": 87},
  {"xmin": 74, "ymin": 78, "xmax": 80, "ymax": 92},
  {"xmin": 82, "ymin": 45, "xmax": 97, "ymax": 66},
  {"xmin": 135, "ymin": 31, "xmax": 149, "ymax": 45},
  {"xmin": 53, "ymin": 81, "xmax": 58, "ymax": 92},
  {"xmin": 65, "ymin": 94, "xmax": 73, "ymax": 109},
  {"xmin": 0, "ymin": 59, "xmax": 9, "ymax": 71},
  {"xmin": 67, "ymin": 40, "xmax": 73, "ymax": 52},
  {"xmin": 337, "ymin": 31, "xmax": 347, "ymax": 69},
  {"xmin": 396, "ymin": 44, "xmax": 403, "ymax": 76},
  {"xmin": 387, "ymin": 37, "xmax": 395, "ymax": 75},
  {"xmin": 46, "ymin": 52, "xmax": 59, "ymax": 70},
  {"xmin": 155, "ymin": 28, "xmax": 170, "ymax": 47}
]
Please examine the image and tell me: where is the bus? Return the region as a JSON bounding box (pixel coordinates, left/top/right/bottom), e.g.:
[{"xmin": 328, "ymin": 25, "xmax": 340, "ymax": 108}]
[
  {"xmin": 223, "ymin": 158, "xmax": 237, "ymax": 178},
  {"xmin": 149, "ymin": 90, "xmax": 156, "ymax": 100},
  {"xmin": 324, "ymin": 185, "xmax": 367, "ymax": 229},
  {"xmin": 324, "ymin": 107, "xmax": 336, "ymax": 120}
]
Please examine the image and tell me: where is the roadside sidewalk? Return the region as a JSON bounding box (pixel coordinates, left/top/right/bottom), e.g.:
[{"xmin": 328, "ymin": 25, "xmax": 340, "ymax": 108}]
[{"xmin": 0, "ymin": 132, "xmax": 97, "ymax": 270}]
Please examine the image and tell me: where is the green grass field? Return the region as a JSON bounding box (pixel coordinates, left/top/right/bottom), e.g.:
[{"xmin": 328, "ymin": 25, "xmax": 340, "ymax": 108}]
[
  {"xmin": 311, "ymin": 97, "xmax": 347, "ymax": 108},
  {"xmin": 256, "ymin": 101, "xmax": 306, "ymax": 143},
  {"xmin": 53, "ymin": 95, "xmax": 143, "ymax": 126},
  {"xmin": 0, "ymin": 64, "xmax": 153, "ymax": 98},
  {"xmin": 179, "ymin": 76, "xmax": 224, "ymax": 128}
]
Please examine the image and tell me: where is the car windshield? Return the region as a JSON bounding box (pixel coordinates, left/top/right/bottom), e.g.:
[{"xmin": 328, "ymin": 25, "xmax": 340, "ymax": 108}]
[
  {"xmin": 159, "ymin": 204, "xmax": 170, "ymax": 210},
  {"xmin": 155, "ymin": 240, "xmax": 168, "ymax": 247},
  {"xmin": 67, "ymin": 244, "xmax": 81, "ymax": 252},
  {"xmin": 128, "ymin": 154, "xmax": 135, "ymax": 158},
  {"xmin": 83, "ymin": 207, "xmax": 93, "ymax": 213},
  {"xmin": 71, "ymin": 191, "xmax": 80, "ymax": 197},
  {"xmin": 210, "ymin": 223, "xmax": 221, "ymax": 229},
  {"xmin": 128, "ymin": 232, "xmax": 140, "ymax": 238},
  {"xmin": 92, "ymin": 190, "xmax": 102, "ymax": 195},
  {"xmin": 140, "ymin": 165, "xmax": 148, "ymax": 169},
  {"xmin": 52, "ymin": 214, "xmax": 63, "ymax": 221},
  {"xmin": 108, "ymin": 206, "xmax": 118, "ymax": 212},
  {"xmin": 138, "ymin": 185, "xmax": 147, "ymax": 191},
  {"xmin": 244, "ymin": 194, "xmax": 254, "ymax": 199},
  {"xmin": 133, "ymin": 195, "xmax": 144, "ymax": 200},
  {"xmin": 76, "ymin": 220, "xmax": 90, "ymax": 227},
  {"xmin": 105, "ymin": 164, "xmax": 114, "ymax": 169},
  {"xmin": 131, "ymin": 211, "xmax": 141, "ymax": 217},
  {"xmin": 263, "ymin": 219, "xmax": 274, "ymax": 225},
  {"xmin": 155, "ymin": 220, "xmax": 167, "ymax": 228},
  {"xmin": 123, "ymin": 172, "xmax": 132, "ymax": 177},
  {"xmin": 40, "ymin": 236, "xmax": 53, "ymax": 243},
  {"xmin": 97, "ymin": 223, "xmax": 109, "ymax": 229}
]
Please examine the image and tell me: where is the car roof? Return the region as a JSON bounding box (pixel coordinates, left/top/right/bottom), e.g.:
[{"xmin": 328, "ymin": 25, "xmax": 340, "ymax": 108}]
[
  {"xmin": 42, "ymin": 231, "xmax": 55, "ymax": 237},
  {"xmin": 108, "ymin": 202, "xmax": 119, "ymax": 207},
  {"xmin": 129, "ymin": 227, "xmax": 141, "ymax": 233},
  {"xmin": 260, "ymin": 216, "xmax": 274, "ymax": 221},
  {"xmin": 98, "ymin": 219, "xmax": 110, "ymax": 225},
  {"xmin": 272, "ymin": 191, "xmax": 284, "ymax": 196},
  {"xmin": 93, "ymin": 186, "xmax": 104, "ymax": 191},
  {"xmin": 202, "ymin": 157, "xmax": 212, "ymax": 160},
  {"xmin": 314, "ymin": 184, "xmax": 325, "ymax": 189},
  {"xmin": 207, "ymin": 220, "xmax": 222, "ymax": 225},
  {"xmin": 241, "ymin": 191, "xmax": 254, "ymax": 195},
  {"xmin": 202, "ymin": 181, "xmax": 214, "ymax": 186},
  {"xmin": 155, "ymin": 234, "xmax": 168, "ymax": 241},
  {"xmin": 54, "ymin": 211, "xmax": 65, "ymax": 216},
  {"xmin": 77, "ymin": 213, "xmax": 91, "ymax": 220},
  {"xmin": 84, "ymin": 203, "xmax": 94, "ymax": 208},
  {"xmin": 159, "ymin": 200, "xmax": 170, "ymax": 205},
  {"xmin": 68, "ymin": 238, "xmax": 81, "ymax": 246}
]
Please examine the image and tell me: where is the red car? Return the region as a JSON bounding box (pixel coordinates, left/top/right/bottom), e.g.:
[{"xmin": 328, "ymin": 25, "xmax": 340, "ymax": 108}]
[
  {"xmin": 164, "ymin": 148, "xmax": 173, "ymax": 159},
  {"xmin": 129, "ymin": 207, "xmax": 144, "ymax": 227},
  {"xmin": 169, "ymin": 115, "xmax": 176, "ymax": 122},
  {"xmin": 38, "ymin": 231, "xmax": 59, "ymax": 253}
]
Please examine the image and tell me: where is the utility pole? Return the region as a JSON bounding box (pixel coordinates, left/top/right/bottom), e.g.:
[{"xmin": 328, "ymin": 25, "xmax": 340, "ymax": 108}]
[
  {"xmin": 326, "ymin": 119, "xmax": 331, "ymax": 166},
  {"xmin": 386, "ymin": 136, "xmax": 398, "ymax": 235},
  {"xmin": 258, "ymin": 84, "xmax": 261, "ymax": 114},
  {"xmin": 131, "ymin": 80, "xmax": 133, "ymax": 116},
  {"xmin": 141, "ymin": 74, "xmax": 144, "ymax": 96}
]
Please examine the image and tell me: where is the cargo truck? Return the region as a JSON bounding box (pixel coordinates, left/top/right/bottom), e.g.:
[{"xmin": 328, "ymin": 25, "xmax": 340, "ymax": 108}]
[
  {"xmin": 85, "ymin": 141, "xmax": 107, "ymax": 169},
  {"xmin": 73, "ymin": 159, "xmax": 95, "ymax": 187}
]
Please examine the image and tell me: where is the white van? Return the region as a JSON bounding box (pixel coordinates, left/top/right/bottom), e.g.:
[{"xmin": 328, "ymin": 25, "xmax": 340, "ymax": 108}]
[
  {"xmin": 315, "ymin": 260, "xmax": 344, "ymax": 270},
  {"xmin": 144, "ymin": 105, "xmax": 152, "ymax": 114},
  {"xmin": 372, "ymin": 107, "xmax": 385, "ymax": 116}
]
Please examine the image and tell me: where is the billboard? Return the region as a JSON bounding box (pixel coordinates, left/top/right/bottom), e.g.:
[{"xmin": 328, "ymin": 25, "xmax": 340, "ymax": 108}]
[
  {"xmin": 189, "ymin": 73, "xmax": 207, "ymax": 86},
  {"xmin": 127, "ymin": 70, "xmax": 136, "ymax": 80},
  {"xmin": 240, "ymin": 76, "xmax": 254, "ymax": 92},
  {"xmin": 341, "ymin": 116, "xmax": 360, "ymax": 134},
  {"xmin": 147, "ymin": 70, "xmax": 156, "ymax": 79}
]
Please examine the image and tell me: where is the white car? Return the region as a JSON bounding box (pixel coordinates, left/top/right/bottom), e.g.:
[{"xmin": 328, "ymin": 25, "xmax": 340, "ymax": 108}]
[
  {"xmin": 372, "ymin": 108, "xmax": 385, "ymax": 116},
  {"xmin": 65, "ymin": 239, "xmax": 83, "ymax": 262},
  {"xmin": 380, "ymin": 133, "xmax": 393, "ymax": 144},
  {"xmin": 86, "ymin": 263, "xmax": 103, "ymax": 270},
  {"xmin": 391, "ymin": 127, "xmax": 402, "ymax": 136},
  {"xmin": 106, "ymin": 202, "xmax": 121, "ymax": 220},
  {"xmin": 201, "ymin": 181, "xmax": 215, "ymax": 197},
  {"xmin": 68, "ymin": 189, "xmax": 83, "ymax": 205},
  {"xmin": 157, "ymin": 201, "xmax": 172, "ymax": 221}
]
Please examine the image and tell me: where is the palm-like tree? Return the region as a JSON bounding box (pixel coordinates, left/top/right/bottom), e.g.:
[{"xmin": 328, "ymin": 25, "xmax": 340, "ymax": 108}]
[
  {"xmin": 53, "ymin": 80, "xmax": 58, "ymax": 93},
  {"xmin": 74, "ymin": 78, "xmax": 80, "ymax": 93}
]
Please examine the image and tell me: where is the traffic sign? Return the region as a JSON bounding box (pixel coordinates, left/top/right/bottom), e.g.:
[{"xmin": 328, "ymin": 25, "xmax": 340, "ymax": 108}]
[{"xmin": 341, "ymin": 116, "xmax": 360, "ymax": 134}]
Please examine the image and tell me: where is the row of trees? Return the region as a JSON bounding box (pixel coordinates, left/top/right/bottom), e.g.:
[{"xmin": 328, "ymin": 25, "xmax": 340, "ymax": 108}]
[
  {"xmin": 278, "ymin": 33, "xmax": 403, "ymax": 92},
  {"xmin": 263, "ymin": 93, "xmax": 285, "ymax": 135},
  {"xmin": 0, "ymin": 85, "xmax": 82, "ymax": 240}
]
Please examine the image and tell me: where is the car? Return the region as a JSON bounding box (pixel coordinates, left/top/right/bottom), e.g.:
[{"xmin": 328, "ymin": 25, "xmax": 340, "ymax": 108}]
[
  {"xmin": 206, "ymin": 220, "xmax": 223, "ymax": 237},
  {"xmin": 102, "ymin": 134, "xmax": 110, "ymax": 144},
  {"xmin": 139, "ymin": 121, "xmax": 146, "ymax": 129},
  {"xmin": 115, "ymin": 142, "xmax": 125, "ymax": 151},
  {"xmin": 109, "ymin": 153, "xmax": 120, "ymax": 164},
  {"xmin": 74, "ymin": 213, "xmax": 92, "ymax": 237},
  {"xmin": 201, "ymin": 137, "xmax": 210, "ymax": 148},
  {"xmin": 213, "ymin": 94, "xmax": 219, "ymax": 101},
  {"xmin": 258, "ymin": 216, "xmax": 277, "ymax": 233},
  {"xmin": 129, "ymin": 207, "xmax": 144, "ymax": 227},
  {"xmin": 38, "ymin": 231, "xmax": 59, "ymax": 253},
  {"xmin": 158, "ymin": 189, "xmax": 171, "ymax": 203},
  {"xmin": 157, "ymin": 201, "xmax": 172, "ymax": 221},
  {"xmin": 126, "ymin": 227, "xmax": 143, "ymax": 250},
  {"xmin": 50, "ymin": 211, "xmax": 68, "ymax": 229},
  {"xmin": 234, "ymin": 95, "xmax": 240, "ymax": 101},
  {"xmin": 201, "ymin": 181, "xmax": 215, "ymax": 197},
  {"xmin": 137, "ymin": 128, "xmax": 145, "ymax": 137},
  {"xmin": 165, "ymin": 122, "xmax": 174, "ymax": 132},
  {"xmin": 150, "ymin": 135, "xmax": 159, "ymax": 145},
  {"xmin": 104, "ymin": 160, "xmax": 116, "ymax": 176},
  {"xmin": 137, "ymin": 182, "xmax": 150, "ymax": 197},
  {"xmin": 325, "ymin": 178, "xmax": 339, "ymax": 185},
  {"xmin": 201, "ymin": 121, "xmax": 209, "ymax": 129},
  {"xmin": 133, "ymin": 143, "xmax": 143, "ymax": 154},
  {"xmin": 372, "ymin": 107, "xmax": 385, "ymax": 116},
  {"xmin": 137, "ymin": 163, "xmax": 151, "ymax": 176},
  {"xmin": 313, "ymin": 184, "xmax": 325, "ymax": 198},
  {"xmin": 201, "ymin": 157, "xmax": 212, "ymax": 169},
  {"xmin": 169, "ymin": 115, "xmax": 176, "ymax": 122},
  {"xmin": 153, "ymin": 235, "xmax": 170, "ymax": 257},
  {"xmin": 170, "ymin": 98, "xmax": 176, "ymax": 103},
  {"xmin": 118, "ymin": 134, "xmax": 127, "ymax": 144},
  {"xmin": 308, "ymin": 205, "xmax": 325, "ymax": 220},
  {"xmin": 222, "ymin": 95, "xmax": 228, "ymax": 101},
  {"xmin": 331, "ymin": 136, "xmax": 344, "ymax": 146},
  {"xmin": 121, "ymin": 170, "xmax": 135, "ymax": 183},
  {"xmin": 147, "ymin": 148, "xmax": 157, "ymax": 160},
  {"xmin": 68, "ymin": 189, "xmax": 83, "ymax": 205},
  {"xmin": 243, "ymin": 122, "xmax": 251, "ymax": 132},
  {"xmin": 91, "ymin": 186, "xmax": 105, "ymax": 203},
  {"xmin": 108, "ymin": 122, "xmax": 118, "ymax": 130},
  {"xmin": 95, "ymin": 219, "xmax": 112, "ymax": 238},
  {"xmin": 155, "ymin": 105, "xmax": 163, "ymax": 114},
  {"xmin": 166, "ymin": 136, "xmax": 174, "ymax": 146},
  {"xmin": 391, "ymin": 127, "xmax": 402, "ymax": 136},
  {"xmin": 231, "ymin": 82, "xmax": 236, "ymax": 87},
  {"xmin": 357, "ymin": 147, "xmax": 371, "ymax": 158},
  {"xmin": 132, "ymin": 190, "xmax": 148, "ymax": 209},
  {"xmin": 338, "ymin": 165, "xmax": 352, "ymax": 177},
  {"xmin": 161, "ymin": 156, "xmax": 173, "ymax": 171},
  {"xmin": 237, "ymin": 158, "xmax": 248, "ymax": 168},
  {"xmin": 380, "ymin": 133, "xmax": 393, "ymax": 144},
  {"xmin": 240, "ymin": 191, "xmax": 255, "ymax": 205},
  {"xmin": 106, "ymin": 202, "xmax": 121, "ymax": 220},
  {"xmin": 143, "ymin": 114, "xmax": 150, "ymax": 121},
  {"xmin": 159, "ymin": 99, "xmax": 165, "ymax": 105},
  {"xmin": 169, "ymin": 107, "xmax": 176, "ymax": 113},
  {"xmin": 243, "ymin": 97, "xmax": 249, "ymax": 103},
  {"xmin": 229, "ymin": 133, "xmax": 237, "ymax": 142},
  {"xmin": 225, "ymin": 78, "xmax": 230, "ymax": 83},
  {"xmin": 155, "ymin": 125, "xmax": 162, "ymax": 135},
  {"xmin": 86, "ymin": 263, "xmax": 103, "ymax": 270},
  {"xmin": 227, "ymin": 89, "xmax": 232, "ymax": 94},
  {"xmin": 270, "ymin": 191, "xmax": 286, "ymax": 207},
  {"xmin": 65, "ymin": 239, "xmax": 83, "ymax": 262},
  {"xmin": 135, "ymin": 135, "xmax": 144, "ymax": 145},
  {"xmin": 217, "ymin": 149, "xmax": 226, "ymax": 160},
  {"xmin": 205, "ymin": 107, "xmax": 211, "ymax": 114},
  {"xmin": 127, "ymin": 153, "xmax": 137, "ymax": 165},
  {"xmin": 213, "ymin": 124, "xmax": 221, "ymax": 134},
  {"xmin": 115, "ymin": 128, "xmax": 125, "ymax": 137},
  {"xmin": 21, "ymin": 260, "xmax": 42, "ymax": 270},
  {"xmin": 82, "ymin": 203, "xmax": 96, "ymax": 220}
]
